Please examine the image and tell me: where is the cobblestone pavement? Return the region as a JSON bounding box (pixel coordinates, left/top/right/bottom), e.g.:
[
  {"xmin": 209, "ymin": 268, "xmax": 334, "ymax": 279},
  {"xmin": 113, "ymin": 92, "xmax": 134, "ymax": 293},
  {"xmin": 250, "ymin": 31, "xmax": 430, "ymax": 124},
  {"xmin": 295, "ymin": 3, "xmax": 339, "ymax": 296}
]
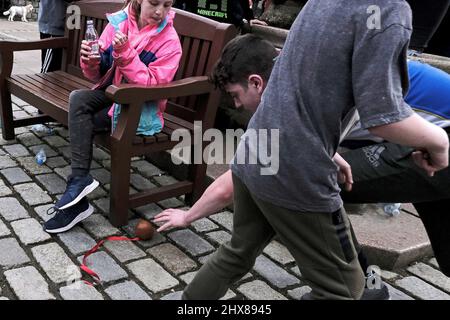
[{"xmin": 1, "ymin": 18, "xmax": 450, "ymax": 301}]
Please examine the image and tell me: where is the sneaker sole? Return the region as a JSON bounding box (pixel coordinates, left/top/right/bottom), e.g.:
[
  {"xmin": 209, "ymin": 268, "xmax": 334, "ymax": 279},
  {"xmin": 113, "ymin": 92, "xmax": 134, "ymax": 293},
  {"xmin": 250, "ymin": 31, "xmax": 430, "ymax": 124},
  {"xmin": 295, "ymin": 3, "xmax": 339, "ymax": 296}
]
[
  {"xmin": 45, "ymin": 204, "xmax": 94, "ymax": 233},
  {"xmin": 58, "ymin": 179, "xmax": 99, "ymax": 210}
]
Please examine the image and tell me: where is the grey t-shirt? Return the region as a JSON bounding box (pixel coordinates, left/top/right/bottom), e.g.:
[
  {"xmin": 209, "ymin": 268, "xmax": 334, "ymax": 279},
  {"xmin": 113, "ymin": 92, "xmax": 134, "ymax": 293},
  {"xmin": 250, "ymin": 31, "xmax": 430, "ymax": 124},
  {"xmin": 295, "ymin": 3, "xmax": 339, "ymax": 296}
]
[{"xmin": 231, "ymin": 0, "xmax": 414, "ymax": 212}]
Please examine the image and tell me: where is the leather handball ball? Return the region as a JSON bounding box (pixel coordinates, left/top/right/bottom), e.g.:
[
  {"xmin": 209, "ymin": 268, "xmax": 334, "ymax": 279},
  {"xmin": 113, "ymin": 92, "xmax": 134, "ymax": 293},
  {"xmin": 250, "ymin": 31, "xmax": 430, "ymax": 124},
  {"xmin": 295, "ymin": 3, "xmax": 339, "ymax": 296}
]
[{"xmin": 135, "ymin": 219, "xmax": 155, "ymax": 240}]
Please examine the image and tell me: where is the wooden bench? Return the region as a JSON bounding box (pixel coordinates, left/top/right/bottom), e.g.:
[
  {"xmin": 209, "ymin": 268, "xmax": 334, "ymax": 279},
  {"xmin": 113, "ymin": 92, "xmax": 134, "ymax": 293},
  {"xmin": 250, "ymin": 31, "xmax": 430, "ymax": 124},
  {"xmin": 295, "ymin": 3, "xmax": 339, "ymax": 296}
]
[{"xmin": 0, "ymin": 0, "xmax": 237, "ymax": 227}]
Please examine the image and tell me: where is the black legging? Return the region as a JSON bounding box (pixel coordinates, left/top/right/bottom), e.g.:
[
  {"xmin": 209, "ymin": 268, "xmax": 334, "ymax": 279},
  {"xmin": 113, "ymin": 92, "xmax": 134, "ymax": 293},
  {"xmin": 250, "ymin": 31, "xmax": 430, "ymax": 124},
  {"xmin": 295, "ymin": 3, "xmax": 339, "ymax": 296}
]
[{"xmin": 406, "ymin": 0, "xmax": 450, "ymax": 52}]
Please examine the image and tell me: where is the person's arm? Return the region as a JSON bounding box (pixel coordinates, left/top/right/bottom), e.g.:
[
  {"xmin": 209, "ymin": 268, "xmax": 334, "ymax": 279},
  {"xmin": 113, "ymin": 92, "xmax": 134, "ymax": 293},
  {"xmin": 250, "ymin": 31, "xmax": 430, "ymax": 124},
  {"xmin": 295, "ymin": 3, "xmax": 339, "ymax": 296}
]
[
  {"xmin": 368, "ymin": 113, "xmax": 449, "ymax": 176},
  {"xmin": 153, "ymin": 170, "xmax": 234, "ymax": 232},
  {"xmin": 333, "ymin": 153, "xmax": 353, "ymax": 191}
]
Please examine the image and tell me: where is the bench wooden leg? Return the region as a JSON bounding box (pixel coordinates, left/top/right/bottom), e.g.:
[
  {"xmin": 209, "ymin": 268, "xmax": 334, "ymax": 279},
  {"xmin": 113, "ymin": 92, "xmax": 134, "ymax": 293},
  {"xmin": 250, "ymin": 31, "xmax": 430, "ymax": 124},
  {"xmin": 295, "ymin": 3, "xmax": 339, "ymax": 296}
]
[
  {"xmin": 0, "ymin": 86, "xmax": 15, "ymax": 140},
  {"xmin": 109, "ymin": 143, "xmax": 131, "ymax": 227},
  {"xmin": 185, "ymin": 162, "xmax": 207, "ymax": 206}
]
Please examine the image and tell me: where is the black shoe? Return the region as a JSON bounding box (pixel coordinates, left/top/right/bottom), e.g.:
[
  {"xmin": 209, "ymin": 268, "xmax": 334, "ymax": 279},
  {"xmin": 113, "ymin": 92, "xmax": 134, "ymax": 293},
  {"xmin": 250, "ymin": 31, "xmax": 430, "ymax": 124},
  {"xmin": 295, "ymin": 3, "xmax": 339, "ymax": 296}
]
[
  {"xmin": 44, "ymin": 197, "xmax": 94, "ymax": 233},
  {"xmin": 55, "ymin": 174, "xmax": 99, "ymax": 210},
  {"xmin": 300, "ymin": 282, "xmax": 390, "ymax": 300}
]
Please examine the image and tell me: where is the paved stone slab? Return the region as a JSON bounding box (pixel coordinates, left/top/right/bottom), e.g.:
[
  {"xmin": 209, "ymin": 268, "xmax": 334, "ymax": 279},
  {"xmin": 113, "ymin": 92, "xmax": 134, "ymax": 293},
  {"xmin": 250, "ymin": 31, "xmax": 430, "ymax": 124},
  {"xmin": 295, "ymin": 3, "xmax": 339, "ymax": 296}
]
[
  {"xmin": 29, "ymin": 144, "xmax": 58, "ymax": 157},
  {"xmin": 16, "ymin": 132, "xmax": 42, "ymax": 147},
  {"xmin": 3, "ymin": 144, "xmax": 29, "ymax": 157},
  {"xmin": 154, "ymin": 175, "xmax": 178, "ymax": 186},
  {"xmin": 0, "ymin": 237, "xmax": 30, "ymax": 269},
  {"xmin": 191, "ymin": 217, "xmax": 219, "ymax": 233},
  {"xmin": 34, "ymin": 204, "xmax": 55, "ymax": 222},
  {"xmin": 130, "ymin": 173, "xmax": 156, "ymax": 191},
  {"xmin": 127, "ymin": 258, "xmax": 179, "ymax": 293},
  {"xmin": 13, "ymin": 111, "xmax": 29, "ymax": 120},
  {"xmin": 0, "ymin": 219, "xmax": 11, "ymax": 237},
  {"xmin": 54, "ymin": 166, "xmax": 71, "ymax": 181},
  {"xmin": 407, "ymin": 262, "xmax": 450, "ymax": 293},
  {"xmin": 14, "ymin": 183, "xmax": 52, "ymax": 206},
  {"xmin": 57, "ymin": 226, "xmax": 97, "ymax": 255},
  {"xmin": 60, "ymin": 282, "xmax": 104, "ymax": 300},
  {"xmin": 161, "ymin": 291, "xmax": 183, "ymax": 300},
  {"xmin": 237, "ymin": 280, "xmax": 287, "ymax": 300},
  {"xmin": 11, "ymin": 218, "xmax": 51, "ymax": 245},
  {"xmin": 180, "ymin": 271, "xmax": 197, "ymax": 284},
  {"xmin": 1, "ymin": 167, "xmax": 32, "ymax": 184},
  {"xmin": 158, "ymin": 197, "xmax": 184, "ymax": 209},
  {"xmin": 22, "ymin": 105, "xmax": 39, "ymax": 114},
  {"xmin": 0, "ymin": 197, "xmax": 29, "ymax": 221},
  {"xmin": 290, "ymin": 266, "xmax": 302, "ymax": 277},
  {"xmin": 43, "ymin": 135, "xmax": 68, "ymax": 148},
  {"xmin": 82, "ymin": 214, "xmax": 120, "ymax": 239},
  {"xmin": 395, "ymin": 276, "xmax": 450, "ymax": 300},
  {"xmin": 86, "ymin": 185, "xmax": 108, "ymax": 200},
  {"xmin": 147, "ymin": 243, "xmax": 197, "ymax": 275},
  {"xmin": 134, "ymin": 202, "xmax": 163, "ymax": 219},
  {"xmin": 93, "ymin": 147, "xmax": 110, "ymax": 161},
  {"xmin": 168, "ymin": 229, "xmax": 215, "ymax": 256},
  {"xmin": 349, "ymin": 206, "xmax": 432, "ymax": 269},
  {"xmin": 16, "ymin": 156, "xmax": 52, "ymax": 174},
  {"xmin": 0, "ymin": 155, "xmax": 17, "ymax": 169},
  {"xmin": 45, "ymin": 156, "xmax": 68, "ymax": 168},
  {"xmin": 209, "ymin": 211, "xmax": 234, "ymax": 232},
  {"xmin": 0, "ymin": 179, "xmax": 12, "ymax": 196},
  {"xmin": 131, "ymin": 160, "xmax": 162, "ymax": 177},
  {"xmin": 91, "ymin": 168, "xmax": 111, "ymax": 185},
  {"xmin": 105, "ymin": 281, "xmax": 152, "ymax": 300},
  {"xmin": 206, "ymin": 230, "xmax": 232, "ymax": 245},
  {"xmin": 77, "ymin": 251, "xmax": 128, "ymax": 283},
  {"xmin": 429, "ymin": 258, "xmax": 439, "ymax": 269},
  {"xmin": 263, "ymin": 240, "xmax": 295, "ymax": 265},
  {"xmin": 4, "ymin": 266, "xmax": 55, "ymax": 300},
  {"xmin": 385, "ymin": 283, "xmax": 414, "ymax": 300},
  {"xmin": 35, "ymin": 173, "xmax": 67, "ymax": 194},
  {"xmin": 288, "ymin": 286, "xmax": 312, "ymax": 300},
  {"xmin": 381, "ymin": 270, "xmax": 399, "ymax": 280},
  {"xmin": 32, "ymin": 243, "xmax": 81, "ymax": 284},
  {"xmin": 253, "ymin": 255, "xmax": 300, "ymax": 289},
  {"xmin": 104, "ymin": 238, "xmax": 147, "ymax": 263}
]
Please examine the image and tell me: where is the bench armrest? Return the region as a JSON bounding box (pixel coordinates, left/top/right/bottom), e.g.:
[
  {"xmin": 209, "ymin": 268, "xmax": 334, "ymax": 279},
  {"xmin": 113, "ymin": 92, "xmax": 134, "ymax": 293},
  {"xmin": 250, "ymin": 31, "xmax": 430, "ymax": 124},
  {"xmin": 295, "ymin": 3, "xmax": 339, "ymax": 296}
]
[
  {"xmin": 0, "ymin": 37, "xmax": 69, "ymax": 52},
  {"xmin": 105, "ymin": 76, "xmax": 214, "ymax": 104}
]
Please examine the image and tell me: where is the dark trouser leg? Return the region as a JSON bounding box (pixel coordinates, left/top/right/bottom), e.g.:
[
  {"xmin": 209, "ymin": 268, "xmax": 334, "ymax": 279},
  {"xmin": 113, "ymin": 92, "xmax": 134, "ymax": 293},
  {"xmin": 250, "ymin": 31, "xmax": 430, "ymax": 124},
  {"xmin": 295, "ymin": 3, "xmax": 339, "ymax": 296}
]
[
  {"xmin": 40, "ymin": 33, "xmax": 63, "ymax": 73},
  {"xmin": 69, "ymin": 89, "xmax": 112, "ymax": 176},
  {"xmin": 414, "ymin": 199, "xmax": 450, "ymax": 276},
  {"xmin": 254, "ymin": 197, "xmax": 365, "ymax": 300},
  {"xmin": 405, "ymin": 0, "xmax": 450, "ymax": 52},
  {"xmin": 182, "ymin": 174, "xmax": 276, "ymax": 299}
]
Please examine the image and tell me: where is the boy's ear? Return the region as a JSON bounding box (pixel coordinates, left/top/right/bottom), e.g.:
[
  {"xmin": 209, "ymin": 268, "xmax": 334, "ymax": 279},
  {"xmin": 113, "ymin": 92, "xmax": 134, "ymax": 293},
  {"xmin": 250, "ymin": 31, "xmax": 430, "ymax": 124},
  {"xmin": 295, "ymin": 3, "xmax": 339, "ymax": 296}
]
[{"xmin": 248, "ymin": 74, "xmax": 265, "ymax": 94}]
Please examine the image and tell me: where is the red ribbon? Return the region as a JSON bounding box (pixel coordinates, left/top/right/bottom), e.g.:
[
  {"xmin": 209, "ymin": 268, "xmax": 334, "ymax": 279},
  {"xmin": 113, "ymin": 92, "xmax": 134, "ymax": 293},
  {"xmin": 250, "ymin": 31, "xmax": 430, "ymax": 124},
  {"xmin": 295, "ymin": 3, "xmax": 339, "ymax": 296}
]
[{"xmin": 80, "ymin": 236, "xmax": 140, "ymax": 286}]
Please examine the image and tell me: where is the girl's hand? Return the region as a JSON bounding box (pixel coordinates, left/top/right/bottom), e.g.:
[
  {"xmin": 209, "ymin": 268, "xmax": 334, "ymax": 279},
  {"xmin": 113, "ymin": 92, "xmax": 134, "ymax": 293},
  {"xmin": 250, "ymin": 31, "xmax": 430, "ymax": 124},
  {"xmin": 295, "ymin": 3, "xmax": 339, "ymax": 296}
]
[
  {"xmin": 112, "ymin": 31, "xmax": 128, "ymax": 49},
  {"xmin": 153, "ymin": 209, "xmax": 189, "ymax": 232},
  {"xmin": 80, "ymin": 40, "xmax": 101, "ymax": 66}
]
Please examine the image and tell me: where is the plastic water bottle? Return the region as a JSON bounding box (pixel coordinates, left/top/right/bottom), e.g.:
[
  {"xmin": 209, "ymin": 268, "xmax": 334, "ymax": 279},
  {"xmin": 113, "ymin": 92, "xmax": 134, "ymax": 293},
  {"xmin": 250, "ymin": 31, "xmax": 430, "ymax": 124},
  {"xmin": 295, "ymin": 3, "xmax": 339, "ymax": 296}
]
[
  {"xmin": 31, "ymin": 124, "xmax": 53, "ymax": 135},
  {"xmin": 35, "ymin": 148, "xmax": 47, "ymax": 166},
  {"xmin": 380, "ymin": 203, "xmax": 401, "ymax": 217},
  {"xmin": 85, "ymin": 20, "xmax": 100, "ymax": 57}
]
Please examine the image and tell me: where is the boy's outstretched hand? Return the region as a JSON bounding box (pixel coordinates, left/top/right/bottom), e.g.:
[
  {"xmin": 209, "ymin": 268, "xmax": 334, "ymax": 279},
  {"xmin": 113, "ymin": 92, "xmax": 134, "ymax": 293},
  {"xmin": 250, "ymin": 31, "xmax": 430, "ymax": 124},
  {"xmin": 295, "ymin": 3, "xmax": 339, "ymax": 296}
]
[{"xmin": 153, "ymin": 208, "xmax": 189, "ymax": 232}]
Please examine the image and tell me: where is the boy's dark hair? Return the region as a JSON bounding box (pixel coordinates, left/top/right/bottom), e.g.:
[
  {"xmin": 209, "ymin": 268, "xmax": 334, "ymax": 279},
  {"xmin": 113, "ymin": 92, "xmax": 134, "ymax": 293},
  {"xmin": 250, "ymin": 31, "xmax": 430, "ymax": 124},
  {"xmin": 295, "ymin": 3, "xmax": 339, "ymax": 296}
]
[{"xmin": 210, "ymin": 34, "xmax": 278, "ymax": 90}]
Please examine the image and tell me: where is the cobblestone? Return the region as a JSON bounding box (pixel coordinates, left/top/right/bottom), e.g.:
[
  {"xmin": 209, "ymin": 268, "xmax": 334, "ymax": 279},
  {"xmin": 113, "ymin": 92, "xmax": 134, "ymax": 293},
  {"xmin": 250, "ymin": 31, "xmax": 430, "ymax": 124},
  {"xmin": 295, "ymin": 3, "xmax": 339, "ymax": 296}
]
[
  {"xmin": 191, "ymin": 218, "xmax": 219, "ymax": 233},
  {"xmin": 11, "ymin": 218, "xmax": 51, "ymax": 245},
  {"xmin": 209, "ymin": 211, "xmax": 234, "ymax": 231},
  {"xmin": 0, "ymin": 197, "xmax": 29, "ymax": 221},
  {"xmin": 287, "ymin": 286, "xmax": 311, "ymax": 300},
  {"xmin": 91, "ymin": 168, "xmax": 111, "ymax": 185},
  {"xmin": 130, "ymin": 173, "xmax": 156, "ymax": 191},
  {"xmin": 168, "ymin": 229, "xmax": 215, "ymax": 256},
  {"xmin": 43, "ymin": 136, "xmax": 69, "ymax": 148},
  {"xmin": 407, "ymin": 262, "xmax": 450, "ymax": 293},
  {"xmin": 263, "ymin": 240, "xmax": 295, "ymax": 265},
  {"xmin": 134, "ymin": 202, "xmax": 163, "ymax": 219},
  {"xmin": 0, "ymin": 219, "xmax": 11, "ymax": 237},
  {"xmin": 131, "ymin": 160, "xmax": 162, "ymax": 177},
  {"xmin": 158, "ymin": 197, "xmax": 184, "ymax": 209},
  {"xmin": 77, "ymin": 251, "xmax": 128, "ymax": 283},
  {"xmin": 14, "ymin": 183, "xmax": 52, "ymax": 206},
  {"xmin": 0, "ymin": 238, "xmax": 30, "ymax": 268},
  {"xmin": 395, "ymin": 276, "xmax": 450, "ymax": 300},
  {"xmin": 105, "ymin": 281, "xmax": 152, "ymax": 300},
  {"xmin": 253, "ymin": 255, "xmax": 300, "ymax": 289},
  {"xmin": 205, "ymin": 230, "xmax": 232, "ymax": 245},
  {"xmin": 3, "ymin": 144, "xmax": 29, "ymax": 157},
  {"xmin": 29, "ymin": 144, "xmax": 58, "ymax": 157},
  {"xmin": 0, "ymin": 155, "xmax": 17, "ymax": 169},
  {"xmin": 35, "ymin": 173, "xmax": 67, "ymax": 194},
  {"xmin": 45, "ymin": 156, "xmax": 68, "ymax": 168},
  {"xmin": 237, "ymin": 280, "xmax": 287, "ymax": 300},
  {"xmin": 127, "ymin": 258, "xmax": 179, "ymax": 293},
  {"xmin": 147, "ymin": 243, "xmax": 197, "ymax": 275},
  {"xmin": 123, "ymin": 219, "xmax": 166, "ymax": 248},
  {"xmin": 59, "ymin": 282, "xmax": 104, "ymax": 300},
  {"xmin": 82, "ymin": 214, "xmax": 120, "ymax": 239},
  {"xmin": 104, "ymin": 238, "xmax": 147, "ymax": 263},
  {"xmin": 16, "ymin": 133, "xmax": 42, "ymax": 147},
  {"xmin": 1, "ymin": 167, "xmax": 32, "ymax": 184},
  {"xmin": 5, "ymin": 266, "xmax": 55, "ymax": 300},
  {"xmin": 57, "ymin": 226, "xmax": 97, "ymax": 255},
  {"xmin": 16, "ymin": 156, "xmax": 52, "ymax": 174},
  {"xmin": 32, "ymin": 243, "xmax": 81, "ymax": 284},
  {"xmin": 0, "ymin": 179, "xmax": 12, "ymax": 196}
]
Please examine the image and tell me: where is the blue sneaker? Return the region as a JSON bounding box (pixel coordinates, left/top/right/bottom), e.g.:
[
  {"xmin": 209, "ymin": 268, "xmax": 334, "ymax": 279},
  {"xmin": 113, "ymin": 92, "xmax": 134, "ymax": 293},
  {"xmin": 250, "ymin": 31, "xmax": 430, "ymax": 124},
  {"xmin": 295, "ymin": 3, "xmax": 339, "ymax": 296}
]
[
  {"xmin": 56, "ymin": 174, "xmax": 99, "ymax": 210},
  {"xmin": 44, "ymin": 197, "xmax": 94, "ymax": 233}
]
